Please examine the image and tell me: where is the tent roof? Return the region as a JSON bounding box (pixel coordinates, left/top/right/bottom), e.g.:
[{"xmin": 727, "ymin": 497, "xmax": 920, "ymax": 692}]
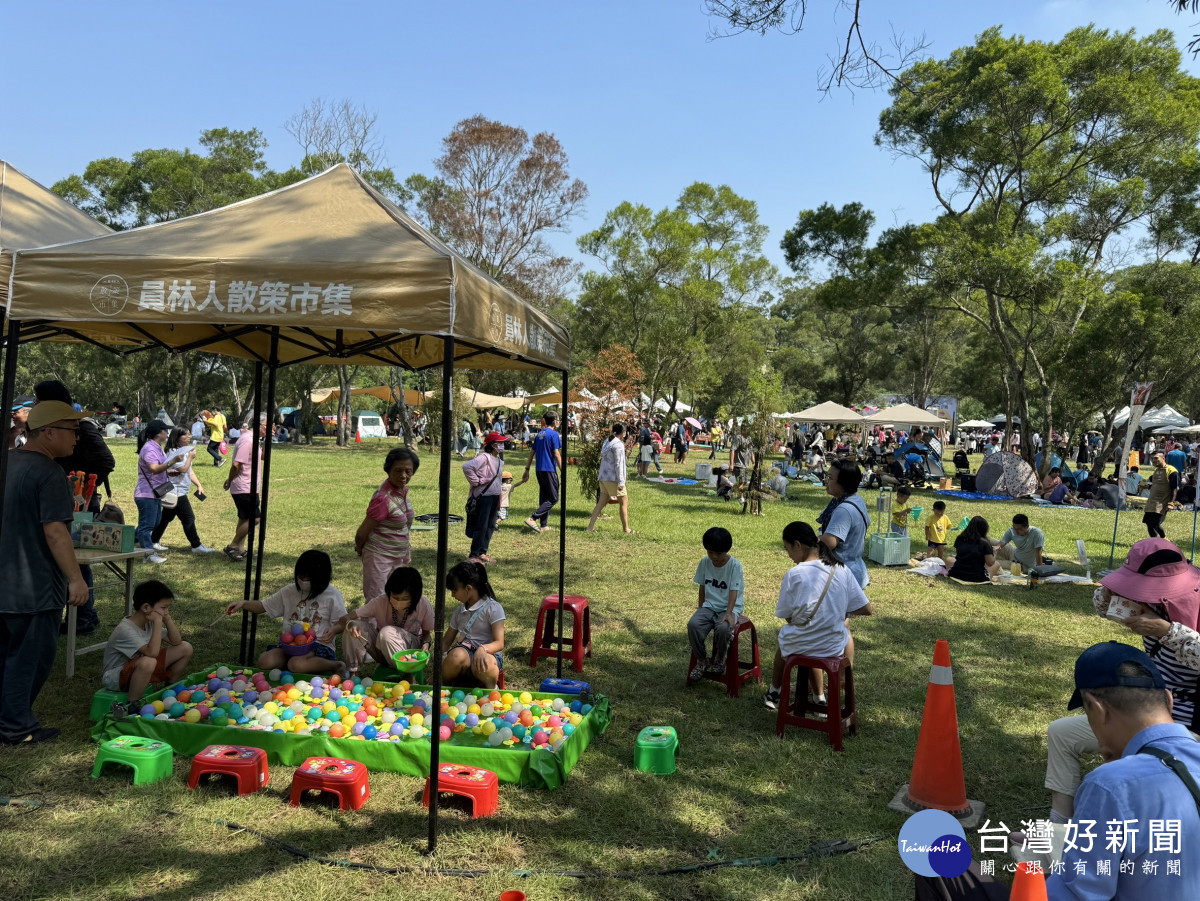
[
  {"xmin": 309, "ymin": 385, "xmax": 424, "ymax": 407},
  {"xmin": 862, "ymin": 403, "xmax": 946, "ymax": 427},
  {"xmin": 790, "ymin": 401, "xmax": 863, "ymax": 424},
  {"xmin": 958, "ymin": 419, "xmax": 995, "ymax": 429},
  {"xmin": 4, "ymin": 164, "xmax": 568, "ymax": 372},
  {"xmin": 0, "ymin": 160, "xmax": 112, "ymax": 306},
  {"xmin": 1139, "ymin": 404, "xmax": 1189, "ymax": 429},
  {"xmin": 526, "ymin": 388, "xmax": 589, "ymax": 406}
]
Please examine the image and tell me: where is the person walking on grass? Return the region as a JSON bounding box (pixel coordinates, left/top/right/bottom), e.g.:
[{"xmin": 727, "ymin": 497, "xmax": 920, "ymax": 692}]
[
  {"xmin": 223, "ymin": 415, "xmax": 266, "ymax": 562},
  {"xmin": 203, "ymin": 407, "xmax": 227, "ymax": 467},
  {"xmin": 463, "ymin": 432, "xmax": 505, "ymax": 565},
  {"xmin": 587, "ymin": 423, "xmax": 632, "ymax": 533},
  {"xmin": 521, "ymin": 411, "xmax": 562, "ymax": 534}
]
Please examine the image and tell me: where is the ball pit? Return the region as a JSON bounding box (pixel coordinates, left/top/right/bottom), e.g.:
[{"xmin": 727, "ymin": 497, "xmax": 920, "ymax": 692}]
[{"xmin": 115, "ymin": 666, "xmax": 591, "ymax": 754}]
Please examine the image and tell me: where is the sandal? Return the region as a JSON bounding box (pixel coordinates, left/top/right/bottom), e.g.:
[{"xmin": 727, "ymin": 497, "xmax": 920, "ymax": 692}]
[{"xmin": 224, "ymin": 546, "xmax": 246, "ymax": 562}]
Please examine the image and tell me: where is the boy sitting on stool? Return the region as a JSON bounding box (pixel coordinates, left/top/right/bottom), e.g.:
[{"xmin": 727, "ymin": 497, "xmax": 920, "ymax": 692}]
[{"xmin": 688, "ymin": 527, "xmax": 745, "ymax": 682}]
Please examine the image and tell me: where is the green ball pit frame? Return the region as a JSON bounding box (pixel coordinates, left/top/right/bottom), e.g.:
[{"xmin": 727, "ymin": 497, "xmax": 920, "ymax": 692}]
[{"xmin": 91, "ymin": 664, "xmax": 611, "ymax": 790}]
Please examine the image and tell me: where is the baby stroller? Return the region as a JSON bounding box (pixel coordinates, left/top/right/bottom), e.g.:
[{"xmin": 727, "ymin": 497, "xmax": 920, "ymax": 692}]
[{"xmin": 905, "ymin": 458, "xmax": 930, "ymax": 489}]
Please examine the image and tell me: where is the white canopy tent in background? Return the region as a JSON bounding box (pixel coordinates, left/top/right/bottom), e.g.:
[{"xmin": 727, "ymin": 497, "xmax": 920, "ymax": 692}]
[
  {"xmin": 958, "ymin": 419, "xmax": 996, "ymax": 429},
  {"xmin": 862, "ymin": 403, "xmax": 947, "ymax": 428},
  {"xmin": 1114, "ymin": 404, "xmax": 1189, "ymax": 429},
  {"xmin": 789, "ymin": 401, "xmax": 864, "ymax": 424},
  {"xmin": 1153, "ymin": 424, "xmax": 1200, "ymax": 435}
]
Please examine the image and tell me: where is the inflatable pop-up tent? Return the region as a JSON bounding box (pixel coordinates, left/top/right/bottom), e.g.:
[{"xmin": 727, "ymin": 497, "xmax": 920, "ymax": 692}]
[{"xmin": 974, "ymin": 451, "xmax": 1039, "ymax": 498}]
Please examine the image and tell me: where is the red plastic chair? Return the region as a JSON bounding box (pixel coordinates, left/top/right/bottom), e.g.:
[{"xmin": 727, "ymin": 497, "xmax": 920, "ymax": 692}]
[
  {"xmin": 776, "ymin": 654, "xmax": 856, "ymax": 751},
  {"xmin": 685, "ymin": 615, "xmax": 762, "ymax": 697},
  {"xmin": 422, "ymin": 763, "xmax": 499, "ymax": 817},
  {"xmin": 187, "ymin": 744, "xmax": 269, "ymax": 795},
  {"xmin": 530, "ymin": 594, "xmax": 592, "ymax": 673}
]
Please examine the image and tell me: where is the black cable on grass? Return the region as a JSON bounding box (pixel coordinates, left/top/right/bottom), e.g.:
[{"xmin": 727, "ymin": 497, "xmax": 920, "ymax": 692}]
[
  {"xmin": 208, "ymin": 817, "xmax": 884, "ymax": 879},
  {"xmin": 0, "ymin": 772, "xmax": 49, "ymax": 812}
]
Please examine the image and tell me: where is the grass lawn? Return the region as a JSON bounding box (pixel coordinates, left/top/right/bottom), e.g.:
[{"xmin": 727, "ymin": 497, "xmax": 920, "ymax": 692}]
[{"xmin": 1, "ymin": 441, "xmax": 1182, "ymax": 901}]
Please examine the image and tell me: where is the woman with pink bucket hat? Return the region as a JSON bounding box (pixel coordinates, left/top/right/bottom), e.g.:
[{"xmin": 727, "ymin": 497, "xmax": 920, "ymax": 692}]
[{"xmin": 1040, "ymin": 537, "xmax": 1200, "ymax": 823}]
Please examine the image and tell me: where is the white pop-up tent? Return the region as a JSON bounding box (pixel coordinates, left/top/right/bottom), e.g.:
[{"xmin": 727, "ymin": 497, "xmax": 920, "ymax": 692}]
[
  {"xmin": 790, "ymin": 401, "xmax": 864, "ymax": 424},
  {"xmin": 862, "ymin": 403, "xmax": 946, "ymax": 428}
]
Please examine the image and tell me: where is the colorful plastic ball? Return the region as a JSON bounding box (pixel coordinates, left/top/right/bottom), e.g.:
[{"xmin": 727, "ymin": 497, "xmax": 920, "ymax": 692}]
[
  {"xmin": 389, "ymin": 723, "xmax": 405, "ymax": 736},
  {"xmin": 329, "ymin": 687, "xmax": 342, "ymax": 701},
  {"xmin": 207, "ymin": 678, "xmax": 221, "ymax": 691},
  {"xmin": 569, "ymin": 700, "xmax": 582, "ymax": 713},
  {"xmin": 487, "ymin": 731, "xmax": 504, "ymax": 747},
  {"xmin": 280, "ymin": 709, "xmax": 295, "ymax": 721},
  {"xmin": 546, "ymin": 715, "xmax": 563, "ymax": 728},
  {"xmin": 464, "ymin": 713, "xmax": 479, "ymax": 728},
  {"xmin": 281, "ymin": 672, "xmax": 295, "ymax": 684},
  {"xmin": 503, "ymin": 712, "xmax": 519, "ymax": 724},
  {"xmin": 280, "ymin": 633, "xmax": 294, "ymax": 645},
  {"xmin": 329, "ymin": 723, "xmax": 346, "ymax": 738},
  {"xmin": 451, "ymin": 690, "xmax": 465, "ymax": 702},
  {"xmin": 581, "ymin": 704, "xmax": 593, "ymax": 714},
  {"xmin": 512, "ymin": 724, "xmax": 527, "ymax": 739},
  {"xmin": 155, "ymin": 713, "xmax": 171, "ymax": 721},
  {"xmin": 410, "ymin": 713, "xmax": 424, "ymax": 726},
  {"xmin": 530, "ymin": 705, "xmax": 542, "ymax": 717},
  {"xmin": 169, "ymin": 702, "xmax": 186, "ymax": 718},
  {"xmin": 183, "ymin": 708, "xmax": 201, "ymax": 724},
  {"xmin": 349, "ymin": 723, "xmax": 364, "ymax": 736},
  {"xmin": 439, "ymin": 725, "xmax": 452, "ymax": 741},
  {"xmin": 243, "ymin": 690, "xmax": 258, "ymax": 704},
  {"xmin": 139, "ymin": 704, "xmax": 156, "ymax": 717},
  {"xmin": 409, "ymin": 724, "xmax": 426, "ymax": 739},
  {"xmin": 216, "ymin": 666, "xmax": 231, "ymax": 678},
  {"xmin": 326, "ymin": 710, "xmax": 341, "ymax": 723},
  {"xmin": 518, "ymin": 692, "xmax": 533, "ymax": 705}
]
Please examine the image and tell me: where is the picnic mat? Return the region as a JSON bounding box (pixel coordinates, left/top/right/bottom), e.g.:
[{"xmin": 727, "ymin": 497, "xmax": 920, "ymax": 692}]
[
  {"xmin": 648, "ymin": 477, "xmax": 699, "ymax": 485},
  {"xmin": 935, "ymin": 489, "xmax": 1014, "ymax": 502}
]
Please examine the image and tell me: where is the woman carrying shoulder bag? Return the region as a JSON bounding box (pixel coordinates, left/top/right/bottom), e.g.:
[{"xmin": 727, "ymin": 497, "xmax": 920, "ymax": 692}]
[{"xmin": 134, "ymin": 420, "xmax": 173, "ymax": 564}]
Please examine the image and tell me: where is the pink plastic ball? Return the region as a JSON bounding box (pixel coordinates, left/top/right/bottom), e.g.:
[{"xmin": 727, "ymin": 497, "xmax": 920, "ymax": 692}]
[{"xmin": 439, "ymin": 725, "xmax": 452, "ymax": 740}]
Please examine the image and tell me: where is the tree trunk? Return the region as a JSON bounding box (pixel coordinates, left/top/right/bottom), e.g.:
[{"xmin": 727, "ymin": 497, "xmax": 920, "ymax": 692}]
[
  {"xmin": 390, "ymin": 366, "xmax": 416, "ymax": 447},
  {"xmin": 336, "ymin": 365, "xmax": 355, "ymax": 446}
]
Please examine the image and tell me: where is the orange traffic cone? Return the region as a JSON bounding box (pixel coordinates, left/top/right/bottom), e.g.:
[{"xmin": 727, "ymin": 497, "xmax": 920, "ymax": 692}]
[
  {"xmin": 905, "ymin": 639, "xmax": 969, "ymax": 814},
  {"xmin": 1010, "ymin": 862, "xmax": 1048, "ymax": 901},
  {"xmin": 355, "ymin": 429, "xmax": 362, "ymax": 444}
]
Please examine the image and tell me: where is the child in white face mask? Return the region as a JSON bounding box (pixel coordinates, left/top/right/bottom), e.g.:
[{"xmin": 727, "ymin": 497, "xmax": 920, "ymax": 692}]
[{"xmin": 225, "ymin": 549, "xmax": 347, "ymax": 674}]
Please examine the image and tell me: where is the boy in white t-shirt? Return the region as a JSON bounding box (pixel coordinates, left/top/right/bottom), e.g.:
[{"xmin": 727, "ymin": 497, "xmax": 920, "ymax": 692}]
[
  {"xmin": 104, "ymin": 580, "xmax": 194, "ymax": 717},
  {"xmin": 687, "ymin": 527, "xmax": 745, "ymax": 683},
  {"xmin": 764, "ymin": 521, "xmax": 872, "ymax": 711}
]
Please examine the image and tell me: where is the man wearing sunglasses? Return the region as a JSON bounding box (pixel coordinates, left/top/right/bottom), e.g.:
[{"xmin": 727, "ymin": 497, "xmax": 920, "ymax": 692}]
[{"xmin": 0, "ymin": 400, "xmax": 89, "ymax": 745}]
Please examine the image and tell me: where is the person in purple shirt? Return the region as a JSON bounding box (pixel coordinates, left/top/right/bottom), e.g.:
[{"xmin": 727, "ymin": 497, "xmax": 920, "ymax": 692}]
[{"xmin": 134, "ymin": 421, "xmax": 173, "ymax": 564}]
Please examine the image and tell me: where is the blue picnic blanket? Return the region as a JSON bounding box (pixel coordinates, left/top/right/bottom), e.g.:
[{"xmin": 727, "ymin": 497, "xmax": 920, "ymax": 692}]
[{"xmin": 935, "ymin": 489, "xmax": 1013, "ymax": 502}]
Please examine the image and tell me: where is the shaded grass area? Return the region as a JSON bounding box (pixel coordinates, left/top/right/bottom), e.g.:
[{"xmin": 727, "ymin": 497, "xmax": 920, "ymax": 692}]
[{"xmin": 0, "ymin": 441, "xmax": 1166, "ymax": 900}]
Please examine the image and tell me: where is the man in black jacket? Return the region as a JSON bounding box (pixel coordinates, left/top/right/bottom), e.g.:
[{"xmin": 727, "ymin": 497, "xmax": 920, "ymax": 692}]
[{"xmin": 34, "ymin": 381, "xmax": 115, "ymax": 635}]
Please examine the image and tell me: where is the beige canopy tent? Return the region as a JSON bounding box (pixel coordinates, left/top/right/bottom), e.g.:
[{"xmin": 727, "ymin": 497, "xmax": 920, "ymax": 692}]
[
  {"xmin": 458, "ymin": 387, "xmax": 527, "ymax": 410},
  {"xmin": 526, "ymin": 387, "xmax": 591, "ymax": 406},
  {"xmin": 862, "ymin": 403, "xmax": 947, "ymax": 428},
  {"xmin": 0, "ymin": 163, "xmax": 572, "ymax": 853},
  {"xmin": 4, "ymin": 163, "xmax": 568, "ymax": 371},
  {"xmin": 309, "ymin": 385, "xmax": 425, "ymax": 406},
  {"xmin": 789, "ymin": 401, "xmax": 864, "ymax": 424},
  {"xmin": 0, "ymin": 160, "xmax": 112, "ymax": 307}
]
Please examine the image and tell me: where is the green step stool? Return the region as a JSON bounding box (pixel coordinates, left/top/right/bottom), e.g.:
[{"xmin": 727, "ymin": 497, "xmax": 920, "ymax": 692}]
[
  {"xmin": 92, "ymin": 736, "xmax": 174, "ymax": 785},
  {"xmin": 635, "ymin": 725, "xmax": 679, "ymax": 774},
  {"xmin": 89, "ymin": 688, "xmax": 129, "ymax": 721}
]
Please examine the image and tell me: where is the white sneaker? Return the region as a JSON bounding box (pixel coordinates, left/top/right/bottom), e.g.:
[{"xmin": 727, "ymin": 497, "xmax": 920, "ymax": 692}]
[
  {"xmin": 191, "ymin": 545, "xmax": 215, "ymax": 555},
  {"xmin": 153, "ymin": 542, "xmax": 169, "ymax": 551},
  {"xmin": 146, "ymin": 553, "xmax": 167, "ymax": 565}
]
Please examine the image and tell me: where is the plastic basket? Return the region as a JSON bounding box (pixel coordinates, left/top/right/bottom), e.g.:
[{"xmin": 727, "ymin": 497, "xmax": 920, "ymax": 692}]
[
  {"xmin": 281, "ymin": 639, "xmax": 316, "ymax": 657},
  {"xmin": 868, "ymin": 533, "xmax": 911, "ymax": 566},
  {"xmin": 390, "ymin": 649, "xmax": 429, "ymax": 673}
]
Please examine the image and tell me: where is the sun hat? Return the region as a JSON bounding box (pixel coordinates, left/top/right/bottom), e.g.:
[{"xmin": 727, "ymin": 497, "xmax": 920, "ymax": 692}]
[
  {"xmin": 1100, "ymin": 538, "xmax": 1200, "ymax": 632},
  {"xmin": 27, "ymin": 401, "xmax": 86, "ymax": 431},
  {"xmin": 1068, "ymin": 641, "xmax": 1166, "ymax": 709},
  {"xmin": 483, "ymin": 431, "xmax": 506, "ymax": 446}
]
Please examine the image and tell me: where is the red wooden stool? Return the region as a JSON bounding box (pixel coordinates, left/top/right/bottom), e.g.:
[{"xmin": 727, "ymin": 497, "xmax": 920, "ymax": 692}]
[
  {"xmin": 530, "ymin": 594, "xmax": 592, "ymax": 673},
  {"xmin": 685, "ymin": 615, "xmax": 762, "ymax": 697},
  {"xmin": 776, "ymin": 654, "xmax": 856, "ymax": 751},
  {"xmin": 421, "ymin": 763, "xmax": 499, "ymax": 817},
  {"xmin": 188, "ymin": 744, "xmax": 269, "ymax": 795},
  {"xmin": 289, "ymin": 757, "xmax": 370, "ymax": 810}
]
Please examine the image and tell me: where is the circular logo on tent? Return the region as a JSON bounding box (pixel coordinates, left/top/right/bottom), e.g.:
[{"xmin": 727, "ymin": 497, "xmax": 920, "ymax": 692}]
[
  {"xmin": 89, "ymin": 275, "xmax": 129, "ymax": 316},
  {"xmin": 489, "ymin": 302, "xmax": 505, "ymax": 344},
  {"xmin": 898, "ymin": 809, "xmax": 971, "ymax": 878}
]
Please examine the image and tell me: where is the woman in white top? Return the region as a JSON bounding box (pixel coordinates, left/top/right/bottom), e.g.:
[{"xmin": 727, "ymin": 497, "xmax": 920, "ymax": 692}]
[
  {"xmin": 150, "ymin": 428, "xmax": 214, "ymax": 554},
  {"xmin": 763, "ymin": 520, "xmax": 873, "ymax": 711},
  {"xmin": 586, "ymin": 422, "xmax": 632, "ymax": 533}
]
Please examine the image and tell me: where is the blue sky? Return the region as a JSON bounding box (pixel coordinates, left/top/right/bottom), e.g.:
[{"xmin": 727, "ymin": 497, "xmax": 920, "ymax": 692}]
[{"xmin": 3, "ymin": 1, "xmax": 1197, "ymax": 275}]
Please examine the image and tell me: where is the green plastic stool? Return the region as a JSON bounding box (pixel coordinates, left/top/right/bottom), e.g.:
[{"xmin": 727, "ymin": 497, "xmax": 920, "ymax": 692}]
[
  {"xmin": 635, "ymin": 725, "xmax": 679, "ymax": 774},
  {"xmin": 92, "ymin": 736, "xmax": 174, "ymax": 785},
  {"xmin": 89, "ymin": 688, "xmax": 129, "ymax": 721}
]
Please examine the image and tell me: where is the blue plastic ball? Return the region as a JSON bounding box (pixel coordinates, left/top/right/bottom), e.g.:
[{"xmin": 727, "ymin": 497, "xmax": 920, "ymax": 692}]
[
  {"xmin": 326, "ymin": 710, "xmax": 341, "ymax": 722},
  {"xmin": 362, "ymin": 724, "xmax": 377, "ymax": 740},
  {"xmin": 168, "ymin": 702, "xmax": 186, "ymax": 718},
  {"xmin": 581, "ymin": 704, "xmax": 593, "ymax": 714},
  {"xmin": 139, "ymin": 704, "xmax": 156, "ymax": 718},
  {"xmin": 569, "ymin": 700, "xmax": 582, "ymax": 713},
  {"xmin": 281, "ymin": 672, "xmax": 295, "ymax": 684}
]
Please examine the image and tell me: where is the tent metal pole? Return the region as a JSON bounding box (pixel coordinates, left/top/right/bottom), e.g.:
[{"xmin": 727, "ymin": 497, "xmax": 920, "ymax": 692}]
[
  {"xmin": 0, "ymin": 320, "xmax": 21, "ymax": 548},
  {"xmin": 426, "ymin": 336, "xmax": 454, "ymax": 856},
  {"xmin": 557, "ymin": 369, "xmax": 568, "ymax": 680},
  {"xmin": 240, "ymin": 361, "xmax": 264, "ymax": 666},
  {"xmin": 250, "ymin": 330, "xmax": 280, "ymax": 658}
]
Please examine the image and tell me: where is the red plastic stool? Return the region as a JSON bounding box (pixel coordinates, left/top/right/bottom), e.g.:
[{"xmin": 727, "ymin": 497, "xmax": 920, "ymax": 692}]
[
  {"xmin": 685, "ymin": 615, "xmax": 762, "ymax": 697},
  {"xmin": 188, "ymin": 744, "xmax": 269, "ymax": 795},
  {"xmin": 530, "ymin": 594, "xmax": 592, "ymax": 673},
  {"xmin": 289, "ymin": 757, "xmax": 371, "ymax": 810},
  {"xmin": 421, "ymin": 763, "xmax": 499, "ymax": 817},
  {"xmin": 776, "ymin": 654, "xmax": 856, "ymax": 751}
]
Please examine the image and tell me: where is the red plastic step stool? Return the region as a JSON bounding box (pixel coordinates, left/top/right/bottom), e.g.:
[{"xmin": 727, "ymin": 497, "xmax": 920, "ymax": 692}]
[
  {"xmin": 289, "ymin": 757, "xmax": 370, "ymax": 810},
  {"xmin": 686, "ymin": 615, "xmax": 761, "ymax": 697},
  {"xmin": 422, "ymin": 763, "xmax": 499, "ymax": 817},
  {"xmin": 776, "ymin": 654, "xmax": 856, "ymax": 751},
  {"xmin": 187, "ymin": 744, "xmax": 269, "ymax": 795},
  {"xmin": 530, "ymin": 594, "xmax": 592, "ymax": 673}
]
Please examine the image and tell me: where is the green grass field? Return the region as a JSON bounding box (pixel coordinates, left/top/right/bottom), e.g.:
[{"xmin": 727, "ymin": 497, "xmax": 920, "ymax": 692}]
[{"xmin": 0, "ymin": 441, "xmax": 1182, "ymax": 901}]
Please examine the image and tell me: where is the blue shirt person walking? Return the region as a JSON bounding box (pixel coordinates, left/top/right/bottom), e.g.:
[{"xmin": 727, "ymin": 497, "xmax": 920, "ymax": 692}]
[{"xmin": 520, "ymin": 411, "xmax": 562, "ymax": 532}]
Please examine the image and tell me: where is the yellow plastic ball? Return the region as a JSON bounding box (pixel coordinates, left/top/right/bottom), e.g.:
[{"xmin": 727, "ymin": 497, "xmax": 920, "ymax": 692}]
[
  {"xmin": 467, "ymin": 704, "xmax": 481, "ymax": 715},
  {"xmin": 263, "ymin": 701, "xmax": 278, "ymax": 714},
  {"xmin": 183, "ymin": 708, "xmax": 201, "ymax": 724},
  {"xmin": 151, "ymin": 700, "xmax": 165, "ymax": 714},
  {"xmin": 322, "ymin": 701, "xmax": 336, "ymax": 713},
  {"xmin": 336, "ymin": 705, "xmax": 350, "ymax": 718},
  {"xmin": 410, "ymin": 713, "xmax": 424, "ymax": 726},
  {"xmin": 501, "ymin": 693, "xmax": 514, "ymax": 706},
  {"xmin": 518, "ymin": 692, "xmax": 533, "ymax": 705},
  {"xmin": 286, "ymin": 688, "xmax": 301, "ymax": 701}
]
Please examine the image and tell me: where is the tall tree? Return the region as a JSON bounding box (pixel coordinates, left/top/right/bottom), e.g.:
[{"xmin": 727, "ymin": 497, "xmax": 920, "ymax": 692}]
[
  {"xmin": 405, "ymin": 115, "xmax": 588, "ymax": 312},
  {"xmin": 877, "ymin": 26, "xmax": 1200, "ymax": 466}
]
